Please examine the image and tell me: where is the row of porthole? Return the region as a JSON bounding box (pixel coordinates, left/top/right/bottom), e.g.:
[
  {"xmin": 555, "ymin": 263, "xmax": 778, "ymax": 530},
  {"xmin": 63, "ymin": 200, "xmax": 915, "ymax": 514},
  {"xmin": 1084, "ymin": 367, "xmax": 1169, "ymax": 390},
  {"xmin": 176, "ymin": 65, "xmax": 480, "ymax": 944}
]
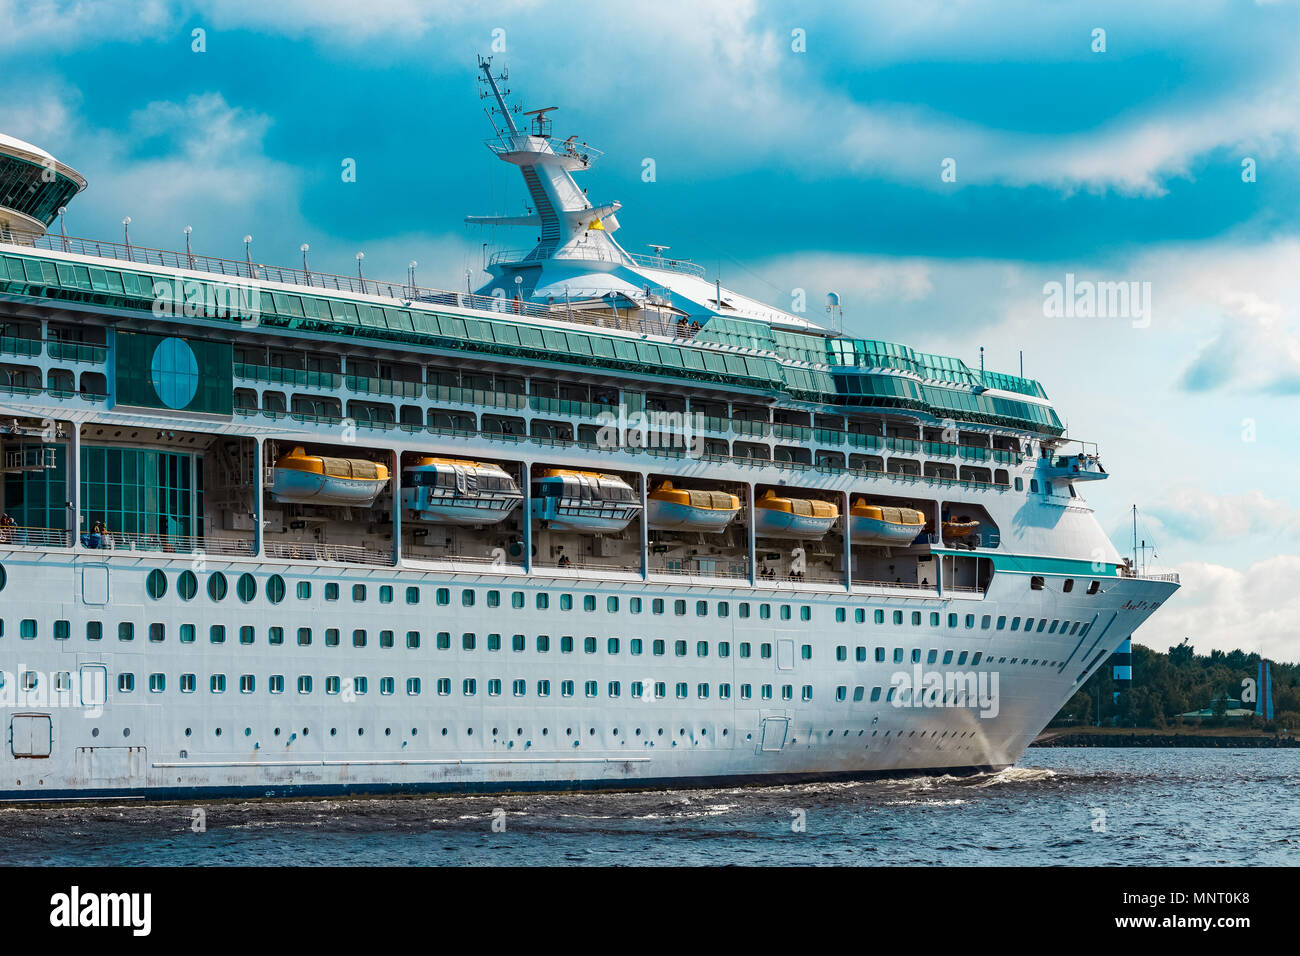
[
  {"xmin": 87, "ymin": 724, "xmax": 972, "ymax": 745},
  {"xmin": 147, "ymin": 568, "xmax": 285, "ymax": 604},
  {"xmin": 162, "ymin": 725, "xmax": 725, "ymax": 740}
]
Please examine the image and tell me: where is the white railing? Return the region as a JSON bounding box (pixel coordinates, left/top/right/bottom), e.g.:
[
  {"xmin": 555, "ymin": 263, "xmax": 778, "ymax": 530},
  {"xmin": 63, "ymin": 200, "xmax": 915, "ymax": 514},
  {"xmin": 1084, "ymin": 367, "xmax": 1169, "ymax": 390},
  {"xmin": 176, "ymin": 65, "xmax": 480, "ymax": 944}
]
[
  {"xmin": 0, "ymin": 525, "xmax": 73, "ymax": 548},
  {"xmin": 262, "ymin": 541, "xmax": 392, "ymax": 566},
  {"xmin": 1119, "ymin": 567, "xmax": 1180, "ymax": 584},
  {"xmin": 83, "ymin": 531, "xmax": 254, "ymax": 555}
]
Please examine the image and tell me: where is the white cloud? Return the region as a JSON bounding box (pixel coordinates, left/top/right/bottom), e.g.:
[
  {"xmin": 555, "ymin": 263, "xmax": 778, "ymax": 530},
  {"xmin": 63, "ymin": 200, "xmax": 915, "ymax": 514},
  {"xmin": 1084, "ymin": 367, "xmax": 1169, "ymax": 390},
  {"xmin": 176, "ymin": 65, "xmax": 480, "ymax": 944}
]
[
  {"xmin": 1180, "ymin": 289, "xmax": 1300, "ymax": 394},
  {"xmin": 0, "ymin": 0, "xmax": 175, "ymax": 49},
  {"xmin": 1134, "ymin": 555, "xmax": 1300, "ymax": 661},
  {"xmin": 6, "ymin": 0, "xmax": 1299, "ymax": 195},
  {"xmin": 1150, "ymin": 488, "xmax": 1300, "ymax": 542},
  {"xmin": 191, "ymin": 0, "xmax": 537, "ymax": 40},
  {"xmin": 56, "ymin": 93, "xmax": 304, "ymax": 256}
]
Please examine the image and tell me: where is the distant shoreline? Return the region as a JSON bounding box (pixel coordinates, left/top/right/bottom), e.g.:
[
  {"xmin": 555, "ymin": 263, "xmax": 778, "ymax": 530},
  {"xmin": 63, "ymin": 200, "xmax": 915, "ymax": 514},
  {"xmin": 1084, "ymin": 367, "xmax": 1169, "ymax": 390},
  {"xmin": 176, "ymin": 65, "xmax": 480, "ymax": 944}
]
[{"xmin": 1033, "ymin": 727, "xmax": 1299, "ymax": 748}]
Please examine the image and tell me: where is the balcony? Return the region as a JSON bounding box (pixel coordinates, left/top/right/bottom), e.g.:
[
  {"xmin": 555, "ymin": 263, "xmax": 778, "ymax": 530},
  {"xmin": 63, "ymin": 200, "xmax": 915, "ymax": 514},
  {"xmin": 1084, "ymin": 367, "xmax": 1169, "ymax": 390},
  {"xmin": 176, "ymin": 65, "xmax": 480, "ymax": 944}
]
[
  {"xmin": 772, "ymin": 422, "xmax": 812, "ymax": 441},
  {"xmin": 529, "ymin": 395, "xmax": 615, "ymax": 419},
  {"xmin": 0, "ymin": 525, "xmax": 73, "ymax": 548},
  {"xmin": 0, "ymin": 336, "xmax": 41, "ymax": 358},
  {"xmin": 47, "ymin": 341, "xmax": 108, "ymax": 364},
  {"xmin": 885, "ymin": 436, "xmax": 920, "ymax": 454},
  {"xmin": 922, "ymin": 441, "xmax": 958, "ymax": 458},
  {"xmin": 1046, "ymin": 454, "xmax": 1107, "ymax": 482},
  {"xmin": 427, "ymin": 384, "xmax": 527, "ymax": 410},
  {"xmin": 346, "ymin": 375, "xmax": 423, "ymax": 399},
  {"xmin": 235, "ymin": 363, "xmax": 343, "ymax": 389},
  {"xmin": 846, "ymin": 433, "xmax": 883, "ymax": 451},
  {"xmin": 732, "ymin": 419, "xmax": 771, "ymax": 438}
]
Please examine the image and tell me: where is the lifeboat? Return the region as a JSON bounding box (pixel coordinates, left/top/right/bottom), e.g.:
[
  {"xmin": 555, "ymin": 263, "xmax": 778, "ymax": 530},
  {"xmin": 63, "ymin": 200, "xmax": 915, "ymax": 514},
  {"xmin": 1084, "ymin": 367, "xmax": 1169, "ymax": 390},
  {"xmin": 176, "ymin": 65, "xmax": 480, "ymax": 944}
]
[
  {"xmin": 402, "ymin": 457, "xmax": 522, "ymax": 526},
  {"xmin": 532, "ymin": 469, "xmax": 641, "ymax": 533},
  {"xmin": 849, "ymin": 499, "xmax": 925, "ymax": 546},
  {"xmin": 646, "ymin": 481, "xmax": 740, "ymax": 532},
  {"xmin": 753, "ymin": 490, "xmax": 838, "ymax": 539},
  {"xmin": 943, "ymin": 516, "xmax": 981, "ymax": 540},
  {"xmin": 270, "ymin": 446, "xmax": 390, "ymax": 506}
]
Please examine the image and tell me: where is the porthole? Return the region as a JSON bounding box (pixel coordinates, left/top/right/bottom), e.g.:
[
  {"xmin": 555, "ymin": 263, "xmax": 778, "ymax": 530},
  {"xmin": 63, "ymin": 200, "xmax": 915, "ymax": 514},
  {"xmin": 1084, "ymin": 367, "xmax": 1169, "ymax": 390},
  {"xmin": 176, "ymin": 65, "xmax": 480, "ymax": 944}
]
[
  {"xmin": 236, "ymin": 573, "xmax": 256, "ymax": 603},
  {"xmin": 207, "ymin": 572, "xmax": 228, "ymax": 602},
  {"xmin": 266, "ymin": 574, "xmax": 286, "ymax": 604},
  {"xmin": 146, "ymin": 568, "xmax": 167, "ymax": 600},
  {"xmin": 0, "ymin": 563, "xmax": 6, "ymax": 591},
  {"xmin": 177, "ymin": 570, "xmax": 197, "ymax": 600}
]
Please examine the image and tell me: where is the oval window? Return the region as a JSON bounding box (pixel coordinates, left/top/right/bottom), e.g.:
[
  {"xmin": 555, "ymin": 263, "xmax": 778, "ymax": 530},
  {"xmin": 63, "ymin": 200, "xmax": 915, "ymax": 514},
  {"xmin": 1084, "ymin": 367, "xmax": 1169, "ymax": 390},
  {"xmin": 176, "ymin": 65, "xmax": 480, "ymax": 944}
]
[
  {"xmin": 266, "ymin": 574, "xmax": 286, "ymax": 604},
  {"xmin": 177, "ymin": 570, "xmax": 197, "ymax": 600},
  {"xmin": 146, "ymin": 568, "xmax": 167, "ymax": 600},
  {"xmin": 207, "ymin": 571, "xmax": 228, "ymax": 602},
  {"xmin": 236, "ymin": 573, "xmax": 256, "ymax": 603}
]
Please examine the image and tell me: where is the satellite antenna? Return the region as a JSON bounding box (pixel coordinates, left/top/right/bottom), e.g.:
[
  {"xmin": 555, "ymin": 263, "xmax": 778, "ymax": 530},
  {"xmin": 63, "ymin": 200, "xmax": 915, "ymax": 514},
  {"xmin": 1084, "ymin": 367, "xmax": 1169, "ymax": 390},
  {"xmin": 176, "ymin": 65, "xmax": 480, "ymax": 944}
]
[{"xmin": 825, "ymin": 291, "xmax": 843, "ymax": 333}]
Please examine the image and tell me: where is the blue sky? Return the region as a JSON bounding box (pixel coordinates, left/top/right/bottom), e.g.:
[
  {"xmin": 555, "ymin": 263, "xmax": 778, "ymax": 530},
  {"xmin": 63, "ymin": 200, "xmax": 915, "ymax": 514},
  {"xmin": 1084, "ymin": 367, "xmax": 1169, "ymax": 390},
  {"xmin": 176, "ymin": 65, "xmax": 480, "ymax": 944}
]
[{"xmin": 3, "ymin": 0, "xmax": 1299, "ymax": 657}]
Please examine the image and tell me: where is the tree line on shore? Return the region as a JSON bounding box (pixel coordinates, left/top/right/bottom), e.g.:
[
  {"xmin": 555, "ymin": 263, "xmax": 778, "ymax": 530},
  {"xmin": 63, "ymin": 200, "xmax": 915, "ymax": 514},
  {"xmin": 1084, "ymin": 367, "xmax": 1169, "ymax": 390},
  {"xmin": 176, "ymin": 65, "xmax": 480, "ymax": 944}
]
[{"xmin": 1051, "ymin": 640, "xmax": 1300, "ymax": 732}]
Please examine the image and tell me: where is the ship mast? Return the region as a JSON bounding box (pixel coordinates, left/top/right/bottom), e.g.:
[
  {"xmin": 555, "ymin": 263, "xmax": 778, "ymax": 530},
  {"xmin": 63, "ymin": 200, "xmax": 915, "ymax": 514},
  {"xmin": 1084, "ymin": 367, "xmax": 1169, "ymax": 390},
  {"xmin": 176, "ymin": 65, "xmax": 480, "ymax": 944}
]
[{"xmin": 478, "ymin": 56, "xmax": 519, "ymax": 136}]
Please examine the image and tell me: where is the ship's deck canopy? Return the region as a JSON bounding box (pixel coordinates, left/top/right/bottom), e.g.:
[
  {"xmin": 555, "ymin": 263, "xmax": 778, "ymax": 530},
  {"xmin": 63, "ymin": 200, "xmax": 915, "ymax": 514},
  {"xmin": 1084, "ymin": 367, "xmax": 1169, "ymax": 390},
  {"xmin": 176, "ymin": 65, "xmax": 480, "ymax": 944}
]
[{"xmin": 0, "ymin": 134, "xmax": 86, "ymax": 236}]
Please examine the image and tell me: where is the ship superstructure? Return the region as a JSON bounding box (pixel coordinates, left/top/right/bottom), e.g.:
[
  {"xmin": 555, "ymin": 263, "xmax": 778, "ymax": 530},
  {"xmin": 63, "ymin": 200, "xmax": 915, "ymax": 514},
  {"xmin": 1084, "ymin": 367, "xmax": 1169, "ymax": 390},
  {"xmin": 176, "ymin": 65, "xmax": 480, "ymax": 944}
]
[{"xmin": 0, "ymin": 62, "xmax": 1177, "ymax": 800}]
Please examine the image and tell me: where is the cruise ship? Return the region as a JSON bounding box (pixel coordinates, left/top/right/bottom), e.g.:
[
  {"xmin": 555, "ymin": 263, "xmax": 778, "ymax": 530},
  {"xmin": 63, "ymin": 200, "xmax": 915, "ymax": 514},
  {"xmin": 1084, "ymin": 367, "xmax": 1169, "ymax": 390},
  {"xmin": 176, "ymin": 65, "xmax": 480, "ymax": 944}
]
[{"xmin": 0, "ymin": 60, "xmax": 1178, "ymax": 800}]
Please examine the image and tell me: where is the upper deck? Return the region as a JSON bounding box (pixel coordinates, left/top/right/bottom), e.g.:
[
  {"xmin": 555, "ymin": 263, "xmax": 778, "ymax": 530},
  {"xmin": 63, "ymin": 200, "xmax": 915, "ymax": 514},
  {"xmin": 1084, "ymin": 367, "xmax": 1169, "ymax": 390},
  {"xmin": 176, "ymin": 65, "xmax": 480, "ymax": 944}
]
[{"xmin": 0, "ymin": 231, "xmax": 1064, "ymax": 438}]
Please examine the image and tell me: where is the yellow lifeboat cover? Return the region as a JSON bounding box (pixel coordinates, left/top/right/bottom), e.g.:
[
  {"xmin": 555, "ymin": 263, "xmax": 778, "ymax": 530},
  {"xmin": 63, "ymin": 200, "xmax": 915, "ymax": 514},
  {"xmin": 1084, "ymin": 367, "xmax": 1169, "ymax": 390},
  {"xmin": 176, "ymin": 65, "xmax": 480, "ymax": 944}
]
[
  {"xmin": 649, "ymin": 481, "xmax": 739, "ymax": 512},
  {"xmin": 276, "ymin": 446, "xmax": 389, "ymax": 481},
  {"xmin": 850, "ymin": 498, "xmax": 925, "ymax": 526},
  {"xmin": 757, "ymin": 490, "xmax": 838, "ymax": 519}
]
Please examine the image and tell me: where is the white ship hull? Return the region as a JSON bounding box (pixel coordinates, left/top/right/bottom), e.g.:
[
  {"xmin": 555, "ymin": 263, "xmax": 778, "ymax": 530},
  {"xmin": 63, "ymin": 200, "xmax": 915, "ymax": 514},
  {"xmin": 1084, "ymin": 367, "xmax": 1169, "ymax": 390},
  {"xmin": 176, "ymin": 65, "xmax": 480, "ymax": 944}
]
[{"xmin": 0, "ymin": 545, "xmax": 1174, "ymax": 801}]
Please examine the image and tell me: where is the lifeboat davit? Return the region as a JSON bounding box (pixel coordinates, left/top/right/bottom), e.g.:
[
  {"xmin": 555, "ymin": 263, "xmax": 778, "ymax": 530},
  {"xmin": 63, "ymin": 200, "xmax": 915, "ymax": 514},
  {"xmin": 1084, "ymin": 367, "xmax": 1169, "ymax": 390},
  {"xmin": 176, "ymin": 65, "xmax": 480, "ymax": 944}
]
[
  {"xmin": 402, "ymin": 457, "xmax": 522, "ymax": 526},
  {"xmin": 753, "ymin": 490, "xmax": 838, "ymax": 539},
  {"xmin": 270, "ymin": 446, "xmax": 390, "ymax": 506},
  {"xmin": 850, "ymin": 499, "xmax": 926, "ymax": 545},
  {"xmin": 532, "ymin": 469, "xmax": 641, "ymax": 533},
  {"xmin": 646, "ymin": 481, "xmax": 740, "ymax": 532}
]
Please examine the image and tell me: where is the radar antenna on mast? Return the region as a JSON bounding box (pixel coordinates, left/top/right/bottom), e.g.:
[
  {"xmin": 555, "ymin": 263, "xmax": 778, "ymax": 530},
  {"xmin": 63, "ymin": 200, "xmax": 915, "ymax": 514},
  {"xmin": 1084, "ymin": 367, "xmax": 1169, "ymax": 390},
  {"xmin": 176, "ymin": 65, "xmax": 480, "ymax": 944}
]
[{"xmin": 523, "ymin": 106, "xmax": 558, "ymax": 137}]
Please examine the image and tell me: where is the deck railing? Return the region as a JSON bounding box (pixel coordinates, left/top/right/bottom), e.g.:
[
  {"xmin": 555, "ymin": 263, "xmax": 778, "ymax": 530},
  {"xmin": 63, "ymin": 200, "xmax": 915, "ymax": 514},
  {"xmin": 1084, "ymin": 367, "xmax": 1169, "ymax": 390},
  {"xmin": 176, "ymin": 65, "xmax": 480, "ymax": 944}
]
[
  {"xmin": 0, "ymin": 526, "xmax": 73, "ymax": 548},
  {"xmin": 262, "ymin": 541, "xmax": 392, "ymax": 566},
  {"xmin": 1118, "ymin": 567, "xmax": 1180, "ymax": 584}
]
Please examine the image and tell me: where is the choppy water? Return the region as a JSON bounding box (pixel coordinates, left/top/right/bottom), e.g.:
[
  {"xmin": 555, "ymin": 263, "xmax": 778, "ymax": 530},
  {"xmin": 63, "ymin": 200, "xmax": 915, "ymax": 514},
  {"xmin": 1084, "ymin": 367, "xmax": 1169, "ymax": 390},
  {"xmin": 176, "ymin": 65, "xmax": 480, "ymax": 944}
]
[{"xmin": 3, "ymin": 749, "xmax": 1296, "ymax": 866}]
